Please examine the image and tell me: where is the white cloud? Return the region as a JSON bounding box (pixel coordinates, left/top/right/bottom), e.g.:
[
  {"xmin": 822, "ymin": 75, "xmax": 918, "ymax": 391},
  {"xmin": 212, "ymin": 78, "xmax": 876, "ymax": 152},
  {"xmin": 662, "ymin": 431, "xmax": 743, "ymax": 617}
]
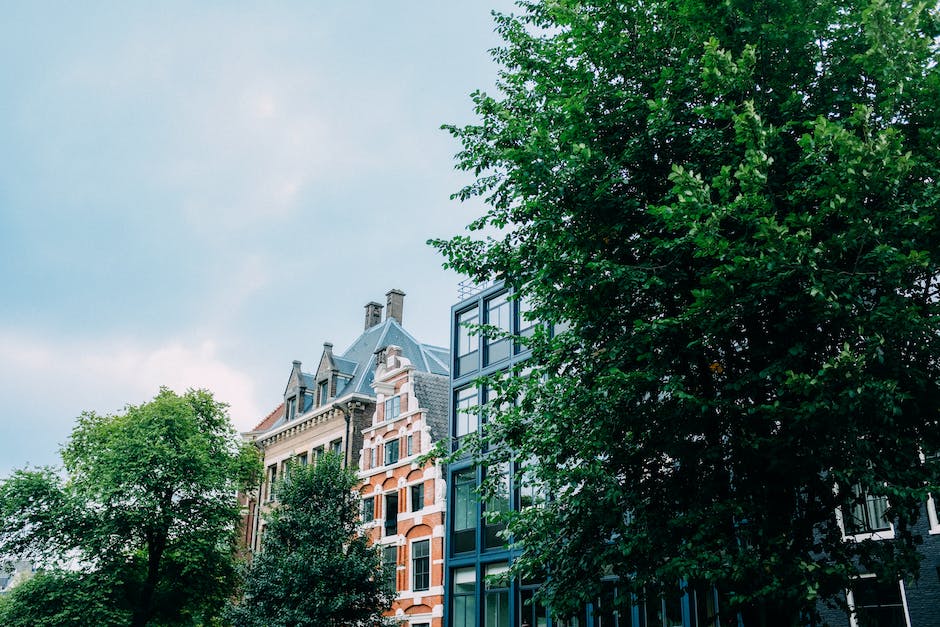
[{"xmin": 0, "ymin": 330, "xmax": 265, "ymax": 435}]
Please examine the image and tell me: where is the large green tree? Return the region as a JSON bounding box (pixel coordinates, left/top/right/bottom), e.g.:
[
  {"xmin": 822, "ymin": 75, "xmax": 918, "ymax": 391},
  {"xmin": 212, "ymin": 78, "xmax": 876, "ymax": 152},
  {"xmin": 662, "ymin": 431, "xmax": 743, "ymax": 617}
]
[
  {"xmin": 0, "ymin": 388, "xmax": 260, "ymax": 627},
  {"xmin": 229, "ymin": 453, "xmax": 394, "ymax": 627},
  {"xmin": 434, "ymin": 0, "xmax": 940, "ymax": 624}
]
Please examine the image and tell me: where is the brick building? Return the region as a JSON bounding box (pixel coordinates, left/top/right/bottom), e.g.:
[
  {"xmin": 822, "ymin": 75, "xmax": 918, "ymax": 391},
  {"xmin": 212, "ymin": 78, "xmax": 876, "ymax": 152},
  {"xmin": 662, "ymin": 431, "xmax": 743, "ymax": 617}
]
[
  {"xmin": 242, "ymin": 290, "xmax": 450, "ymax": 625},
  {"xmin": 359, "ymin": 344, "xmax": 450, "ymax": 627}
]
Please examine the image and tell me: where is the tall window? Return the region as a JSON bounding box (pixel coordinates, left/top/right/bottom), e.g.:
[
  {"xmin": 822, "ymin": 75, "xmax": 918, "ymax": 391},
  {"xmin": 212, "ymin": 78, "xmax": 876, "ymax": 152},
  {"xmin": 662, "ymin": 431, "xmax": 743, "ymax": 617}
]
[
  {"xmin": 518, "ymin": 457, "xmax": 546, "ymax": 509},
  {"xmin": 456, "ymin": 306, "xmax": 480, "ymax": 376},
  {"xmin": 484, "ymin": 562, "xmax": 510, "ymax": 627},
  {"xmin": 318, "ymin": 380, "xmax": 328, "ymax": 406},
  {"xmin": 407, "ymin": 434, "xmax": 414, "ymax": 456},
  {"xmin": 362, "ymin": 496, "xmax": 375, "ymax": 523},
  {"xmin": 330, "ymin": 438, "xmax": 343, "ymax": 457},
  {"xmin": 519, "ymin": 579, "xmax": 549, "ymax": 627},
  {"xmin": 386, "ymin": 439, "xmax": 400, "ymax": 465},
  {"xmin": 295, "ymin": 452, "xmax": 308, "ymax": 466},
  {"xmin": 266, "ymin": 464, "xmax": 277, "ymax": 502},
  {"xmin": 383, "ymin": 545, "xmax": 398, "ymax": 592},
  {"xmin": 286, "ymin": 396, "xmax": 297, "ymax": 420},
  {"xmin": 411, "ymin": 482, "xmax": 425, "ymax": 512},
  {"xmin": 453, "ymin": 469, "xmax": 477, "ymax": 554},
  {"xmin": 689, "ymin": 584, "xmax": 721, "ymax": 627},
  {"xmin": 385, "ymin": 492, "xmax": 399, "ymax": 536},
  {"xmin": 455, "ymin": 387, "xmax": 479, "ymax": 446},
  {"xmin": 412, "ymin": 539, "xmax": 430, "ymax": 591},
  {"xmin": 516, "ymin": 294, "xmax": 537, "ymax": 343},
  {"xmin": 844, "ymin": 484, "xmax": 891, "ymax": 536},
  {"xmin": 849, "ymin": 577, "xmax": 909, "ymax": 627},
  {"xmin": 485, "ymin": 292, "xmax": 511, "ymax": 365},
  {"xmin": 385, "ymin": 395, "xmax": 401, "ymax": 421},
  {"xmin": 484, "ymin": 464, "xmax": 510, "ymax": 550},
  {"xmin": 452, "ymin": 567, "xmax": 477, "ymax": 627}
]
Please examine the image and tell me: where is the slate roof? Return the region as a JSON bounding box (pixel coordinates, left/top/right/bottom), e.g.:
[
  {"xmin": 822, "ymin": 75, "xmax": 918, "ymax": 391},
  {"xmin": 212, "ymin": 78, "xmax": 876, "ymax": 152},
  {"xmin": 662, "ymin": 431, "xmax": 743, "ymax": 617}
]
[
  {"xmin": 250, "ymin": 317, "xmax": 450, "ymax": 436},
  {"xmin": 413, "ymin": 370, "xmax": 450, "ymax": 443},
  {"xmin": 333, "ymin": 318, "xmax": 449, "ymax": 396}
]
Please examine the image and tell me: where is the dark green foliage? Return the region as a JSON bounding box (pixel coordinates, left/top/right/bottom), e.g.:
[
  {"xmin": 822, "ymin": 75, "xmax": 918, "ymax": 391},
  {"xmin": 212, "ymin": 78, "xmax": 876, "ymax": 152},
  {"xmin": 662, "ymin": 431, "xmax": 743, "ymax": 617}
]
[
  {"xmin": 433, "ymin": 0, "xmax": 940, "ymax": 623},
  {"xmin": 0, "ymin": 388, "xmax": 261, "ymax": 627},
  {"xmin": 229, "ymin": 453, "xmax": 394, "ymax": 627}
]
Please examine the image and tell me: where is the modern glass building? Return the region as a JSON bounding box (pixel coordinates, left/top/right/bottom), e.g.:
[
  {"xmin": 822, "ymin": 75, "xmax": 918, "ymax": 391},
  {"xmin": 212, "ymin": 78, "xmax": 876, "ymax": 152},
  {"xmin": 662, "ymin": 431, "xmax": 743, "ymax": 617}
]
[
  {"xmin": 446, "ymin": 282, "xmax": 552, "ymax": 627},
  {"xmin": 445, "ymin": 284, "xmax": 727, "ymax": 627}
]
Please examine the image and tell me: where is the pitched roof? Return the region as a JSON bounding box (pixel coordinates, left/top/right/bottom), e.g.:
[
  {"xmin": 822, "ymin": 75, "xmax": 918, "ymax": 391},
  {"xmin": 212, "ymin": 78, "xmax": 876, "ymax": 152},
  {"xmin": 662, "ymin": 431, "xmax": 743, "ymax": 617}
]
[
  {"xmin": 337, "ymin": 318, "xmax": 449, "ymax": 397},
  {"xmin": 250, "ymin": 402, "xmax": 285, "ymax": 432},
  {"xmin": 249, "ymin": 317, "xmax": 450, "ymax": 437}
]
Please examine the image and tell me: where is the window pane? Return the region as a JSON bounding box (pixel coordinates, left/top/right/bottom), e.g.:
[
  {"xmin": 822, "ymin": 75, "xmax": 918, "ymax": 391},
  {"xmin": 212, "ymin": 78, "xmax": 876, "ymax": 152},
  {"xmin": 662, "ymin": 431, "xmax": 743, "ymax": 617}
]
[
  {"xmin": 853, "ymin": 578, "xmax": 906, "ymax": 627},
  {"xmin": 453, "ymin": 470, "xmax": 477, "ymax": 554},
  {"xmin": 383, "ymin": 545, "xmax": 398, "ymax": 591},
  {"xmin": 385, "ymin": 493, "xmax": 398, "ymax": 536},
  {"xmin": 412, "ymin": 483, "xmax": 425, "ymax": 511},
  {"xmin": 485, "ymin": 563, "xmax": 510, "ymax": 627},
  {"xmin": 386, "ymin": 439, "xmax": 400, "ymax": 465},
  {"xmin": 453, "ymin": 567, "xmax": 477, "ymax": 627},
  {"xmin": 456, "ymin": 387, "xmax": 479, "ymax": 442},
  {"xmin": 412, "ymin": 539, "xmax": 430, "ymax": 591},
  {"xmin": 846, "ymin": 484, "xmax": 891, "ymax": 534},
  {"xmin": 385, "ymin": 395, "xmax": 401, "ymax": 421},
  {"xmin": 457, "ymin": 307, "xmax": 480, "ymax": 375}
]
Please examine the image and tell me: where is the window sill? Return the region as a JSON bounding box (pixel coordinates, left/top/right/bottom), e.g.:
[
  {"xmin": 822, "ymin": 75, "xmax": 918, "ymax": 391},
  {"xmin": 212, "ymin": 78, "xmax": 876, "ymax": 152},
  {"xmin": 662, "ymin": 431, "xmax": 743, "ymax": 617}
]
[{"xmin": 844, "ymin": 528, "xmax": 895, "ymax": 542}]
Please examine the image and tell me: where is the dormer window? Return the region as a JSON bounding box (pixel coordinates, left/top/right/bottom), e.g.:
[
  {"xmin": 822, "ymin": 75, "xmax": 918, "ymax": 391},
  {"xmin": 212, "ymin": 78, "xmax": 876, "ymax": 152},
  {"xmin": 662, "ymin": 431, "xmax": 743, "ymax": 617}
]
[
  {"xmin": 318, "ymin": 380, "xmax": 329, "ymax": 406},
  {"xmin": 286, "ymin": 397, "xmax": 297, "ymax": 421}
]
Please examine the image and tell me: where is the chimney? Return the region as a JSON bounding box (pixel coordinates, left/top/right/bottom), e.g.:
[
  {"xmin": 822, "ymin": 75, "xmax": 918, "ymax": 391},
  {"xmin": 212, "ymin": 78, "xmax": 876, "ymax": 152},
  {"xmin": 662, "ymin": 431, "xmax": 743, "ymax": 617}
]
[
  {"xmin": 364, "ymin": 301, "xmax": 384, "ymax": 330},
  {"xmin": 385, "ymin": 289, "xmax": 405, "ymax": 326}
]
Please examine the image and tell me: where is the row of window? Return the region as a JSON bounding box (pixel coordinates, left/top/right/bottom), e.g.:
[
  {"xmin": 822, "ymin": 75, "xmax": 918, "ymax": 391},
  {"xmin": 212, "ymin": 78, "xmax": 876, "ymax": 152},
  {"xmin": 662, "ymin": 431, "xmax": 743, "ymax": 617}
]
[
  {"xmin": 455, "ymin": 292, "xmax": 537, "ymax": 377},
  {"xmin": 839, "ymin": 484, "xmax": 940, "ymax": 540},
  {"xmin": 264, "ymin": 440, "xmax": 343, "ymax": 502},
  {"xmin": 451, "ymin": 464, "xmax": 545, "ymax": 557},
  {"xmin": 364, "ymin": 433, "xmax": 421, "ymax": 470},
  {"xmin": 450, "ymin": 575, "xmax": 730, "ymax": 627},
  {"xmin": 382, "ymin": 538, "xmax": 432, "ymax": 593},
  {"xmin": 284, "ymin": 375, "xmax": 350, "ymax": 423},
  {"xmin": 362, "ymin": 481, "xmax": 428, "ymax": 536}
]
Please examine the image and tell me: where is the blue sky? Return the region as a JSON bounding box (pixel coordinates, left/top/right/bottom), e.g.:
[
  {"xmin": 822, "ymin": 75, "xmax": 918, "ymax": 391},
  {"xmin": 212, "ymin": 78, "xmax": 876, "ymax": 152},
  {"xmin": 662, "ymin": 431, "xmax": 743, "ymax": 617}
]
[{"xmin": 0, "ymin": 2, "xmax": 514, "ymax": 476}]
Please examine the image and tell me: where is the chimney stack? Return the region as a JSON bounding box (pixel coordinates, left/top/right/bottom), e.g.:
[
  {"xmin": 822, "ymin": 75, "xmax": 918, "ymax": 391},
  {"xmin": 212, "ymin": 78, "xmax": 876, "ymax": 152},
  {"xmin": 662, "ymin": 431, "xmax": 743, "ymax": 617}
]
[
  {"xmin": 364, "ymin": 302, "xmax": 384, "ymax": 330},
  {"xmin": 385, "ymin": 289, "xmax": 405, "ymax": 326}
]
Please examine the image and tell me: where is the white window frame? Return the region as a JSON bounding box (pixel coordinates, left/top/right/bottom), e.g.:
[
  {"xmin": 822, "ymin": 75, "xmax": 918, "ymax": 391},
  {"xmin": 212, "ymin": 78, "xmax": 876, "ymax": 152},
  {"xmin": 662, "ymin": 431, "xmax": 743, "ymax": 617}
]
[
  {"xmin": 410, "ymin": 537, "xmax": 431, "ymax": 592},
  {"xmin": 845, "ymin": 574, "xmax": 911, "ymax": 627},
  {"xmin": 927, "ymin": 493, "xmax": 940, "ymax": 534},
  {"xmin": 835, "ymin": 483, "xmax": 895, "ymax": 542}
]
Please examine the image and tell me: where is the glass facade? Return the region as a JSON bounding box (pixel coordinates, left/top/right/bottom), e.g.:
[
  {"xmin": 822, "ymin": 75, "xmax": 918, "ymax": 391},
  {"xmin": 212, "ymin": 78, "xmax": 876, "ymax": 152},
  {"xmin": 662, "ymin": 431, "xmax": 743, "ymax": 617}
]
[{"xmin": 446, "ymin": 284, "xmax": 730, "ymax": 627}]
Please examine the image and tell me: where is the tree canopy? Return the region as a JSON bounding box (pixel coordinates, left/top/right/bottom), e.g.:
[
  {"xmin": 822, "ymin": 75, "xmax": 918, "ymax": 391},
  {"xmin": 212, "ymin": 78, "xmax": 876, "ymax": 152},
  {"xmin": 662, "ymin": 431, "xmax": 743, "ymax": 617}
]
[
  {"xmin": 229, "ymin": 453, "xmax": 394, "ymax": 627},
  {"xmin": 434, "ymin": 0, "xmax": 940, "ymax": 623},
  {"xmin": 0, "ymin": 388, "xmax": 260, "ymax": 627}
]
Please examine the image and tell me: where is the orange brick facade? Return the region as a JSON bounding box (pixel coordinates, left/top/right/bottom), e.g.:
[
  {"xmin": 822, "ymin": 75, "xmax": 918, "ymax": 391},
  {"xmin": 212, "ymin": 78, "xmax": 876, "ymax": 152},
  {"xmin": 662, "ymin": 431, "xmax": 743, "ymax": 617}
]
[{"xmin": 359, "ymin": 346, "xmax": 447, "ymax": 627}]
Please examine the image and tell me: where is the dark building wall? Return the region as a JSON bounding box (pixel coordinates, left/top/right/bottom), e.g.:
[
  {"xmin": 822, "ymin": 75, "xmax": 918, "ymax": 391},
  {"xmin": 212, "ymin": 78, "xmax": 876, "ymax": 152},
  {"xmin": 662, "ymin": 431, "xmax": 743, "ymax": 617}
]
[{"xmin": 816, "ymin": 513, "xmax": 940, "ymax": 626}]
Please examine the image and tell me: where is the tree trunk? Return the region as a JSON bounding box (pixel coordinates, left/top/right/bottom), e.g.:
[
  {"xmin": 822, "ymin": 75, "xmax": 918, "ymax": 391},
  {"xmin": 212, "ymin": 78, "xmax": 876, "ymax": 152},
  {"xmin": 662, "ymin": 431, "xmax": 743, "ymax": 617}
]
[{"xmin": 131, "ymin": 528, "xmax": 167, "ymax": 627}]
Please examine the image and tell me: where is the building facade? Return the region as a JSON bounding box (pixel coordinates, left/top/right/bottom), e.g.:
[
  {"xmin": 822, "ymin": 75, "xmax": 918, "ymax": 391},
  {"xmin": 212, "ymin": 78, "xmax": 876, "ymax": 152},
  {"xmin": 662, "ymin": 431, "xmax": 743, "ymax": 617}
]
[
  {"xmin": 243, "ymin": 290, "xmax": 452, "ymax": 624},
  {"xmin": 445, "ymin": 283, "xmax": 554, "ymax": 627},
  {"xmin": 359, "ymin": 344, "xmax": 450, "ymax": 627},
  {"xmin": 445, "ymin": 283, "xmax": 940, "ymax": 627},
  {"xmin": 816, "ymin": 492, "xmax": 940, "ymax": 627}
]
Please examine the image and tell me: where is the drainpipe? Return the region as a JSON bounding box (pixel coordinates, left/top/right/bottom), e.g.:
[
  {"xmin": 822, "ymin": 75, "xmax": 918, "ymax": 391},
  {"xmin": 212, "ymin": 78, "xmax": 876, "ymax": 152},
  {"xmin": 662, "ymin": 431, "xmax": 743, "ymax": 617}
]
[{"xmin": 332, "ymin": 401, "xmax": 352, "ymax": 467}]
